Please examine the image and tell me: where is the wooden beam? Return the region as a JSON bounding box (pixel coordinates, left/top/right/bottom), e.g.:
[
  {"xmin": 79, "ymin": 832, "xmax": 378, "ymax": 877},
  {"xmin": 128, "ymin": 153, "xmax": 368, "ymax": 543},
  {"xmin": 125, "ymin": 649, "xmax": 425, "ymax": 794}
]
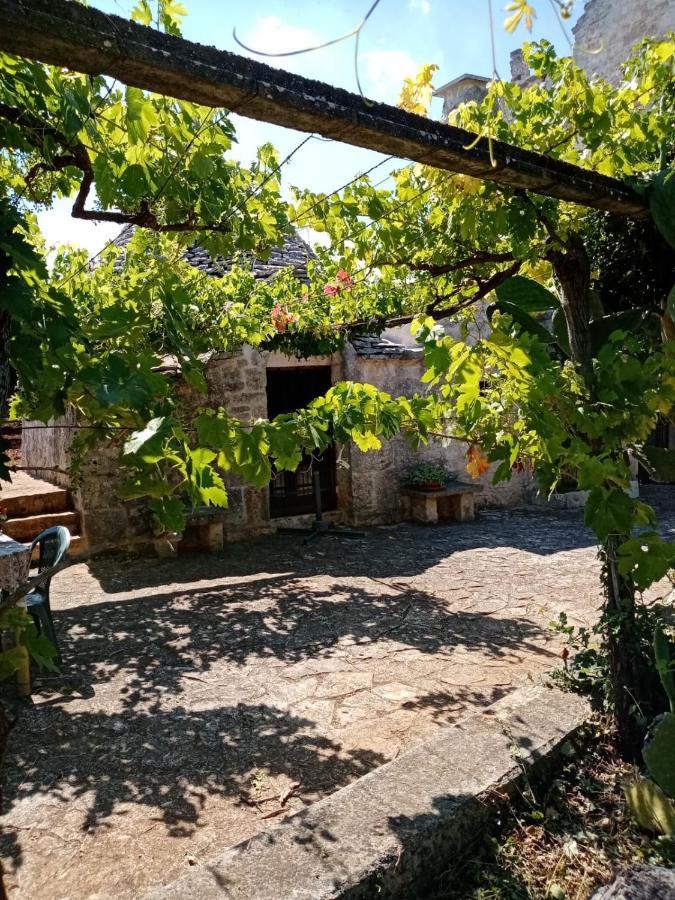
[{"xmin": 0, "ymin": 0, "xmax": 648, "ymax": 217}]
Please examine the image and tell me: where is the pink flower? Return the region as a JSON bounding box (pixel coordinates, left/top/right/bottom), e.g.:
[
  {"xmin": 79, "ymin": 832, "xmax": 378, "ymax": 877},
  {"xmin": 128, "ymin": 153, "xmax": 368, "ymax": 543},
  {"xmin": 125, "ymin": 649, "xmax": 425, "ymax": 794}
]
[
  {"xmin": 336, "ymin": 269, "xmax": 353, "ymax": 289},
  {"xmin": 323, "ymin": 283, "xmax": 340, "ymax": 297}
]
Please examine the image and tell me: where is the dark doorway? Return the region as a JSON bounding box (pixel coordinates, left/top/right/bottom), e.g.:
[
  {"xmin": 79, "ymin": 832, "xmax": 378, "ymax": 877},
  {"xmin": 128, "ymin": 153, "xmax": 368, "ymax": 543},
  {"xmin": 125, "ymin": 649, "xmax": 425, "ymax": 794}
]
[{"xmin": 266, "ymin": 366, "xmax": 337, "ymax": 517}]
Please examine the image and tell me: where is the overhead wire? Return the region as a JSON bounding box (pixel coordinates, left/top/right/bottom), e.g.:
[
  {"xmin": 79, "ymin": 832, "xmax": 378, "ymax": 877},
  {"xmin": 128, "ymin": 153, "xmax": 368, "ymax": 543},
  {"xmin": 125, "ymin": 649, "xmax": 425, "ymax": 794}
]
[
  {"xmin": 232, "ymin": 0, "xmax": 383, "ymax": 99},
  {"xmin": 547, "ymin": 0, "xmax": 575, "ymax": 50}
]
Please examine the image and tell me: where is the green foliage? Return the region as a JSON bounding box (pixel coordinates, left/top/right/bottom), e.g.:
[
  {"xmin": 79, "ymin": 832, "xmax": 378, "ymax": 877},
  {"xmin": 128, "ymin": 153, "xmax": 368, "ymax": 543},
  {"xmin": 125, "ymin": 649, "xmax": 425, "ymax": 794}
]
[
  {"xmin": 624, "ymin": 630, "xmax": 675, "ymax": 835},
  {"xmin": 0, "ymin": 603, "xmax": 58, "ymax": 682},
  {"xmin": 643, "ymin": 713, "xmax": 675, "ymax": 799},
  {"xmin": 617, "ymin": 533, "xmax": 675, "ymax": 592},
  {"xmin": 654, "ymin": 625, "xmax": 675, "ymax": 713},
  {"xmin": 0, "ymin": 645, "xmax": 23, "ymax": 681},
  {"xmin": 625, "ymin": 776, "xmax": 675, "ymax": 836},
  {"xmin": 494, "ymin": 275, "xmax": 559, "ymax": 313},
  {"xmin": 641, "ymin": 446, "xmax": 675, "ymax": 483},
  {"xmin": 584, "ymin": 213, "xmax": 675, "ymax": 320},
  {"xmin": 551, "ymin": 606, "xmax": 668, "ymax": 718},
  {"xmin": 649, "ymin": 169, "xmax": 675, "ymax": 250},
  {"xmin": 623, "ymin": 629, "xmax": 675, "ymax": 837},
  {"xmin": 401, "ymin": 460, "xmax": 453, "ymax": 487}
]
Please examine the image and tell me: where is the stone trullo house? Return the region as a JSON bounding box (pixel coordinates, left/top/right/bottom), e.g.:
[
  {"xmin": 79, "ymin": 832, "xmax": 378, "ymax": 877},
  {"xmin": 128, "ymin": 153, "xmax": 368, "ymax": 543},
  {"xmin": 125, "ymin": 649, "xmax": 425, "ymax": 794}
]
[
  {"xmin": 19, "ymin": 0, "xmax": 674, "ymax": 554},
  {"xmin": 22, "ymin": 226, "xmax": 530, "ymax": 554}
]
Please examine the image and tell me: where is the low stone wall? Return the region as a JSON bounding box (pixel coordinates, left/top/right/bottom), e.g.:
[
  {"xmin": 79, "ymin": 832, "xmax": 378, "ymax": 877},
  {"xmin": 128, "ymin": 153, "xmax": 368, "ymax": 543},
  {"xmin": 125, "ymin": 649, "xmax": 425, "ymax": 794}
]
[{"xmin": 146, "ymin": 686, "xmax": 589, "ymax": 900}]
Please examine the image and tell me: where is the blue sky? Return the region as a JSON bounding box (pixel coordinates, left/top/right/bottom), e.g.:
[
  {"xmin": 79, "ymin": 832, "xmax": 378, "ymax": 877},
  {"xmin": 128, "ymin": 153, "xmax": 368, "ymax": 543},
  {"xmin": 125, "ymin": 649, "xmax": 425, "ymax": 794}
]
[{"xmin": 37, "ymin": 0, "xmax": 585, "ymax": 253}]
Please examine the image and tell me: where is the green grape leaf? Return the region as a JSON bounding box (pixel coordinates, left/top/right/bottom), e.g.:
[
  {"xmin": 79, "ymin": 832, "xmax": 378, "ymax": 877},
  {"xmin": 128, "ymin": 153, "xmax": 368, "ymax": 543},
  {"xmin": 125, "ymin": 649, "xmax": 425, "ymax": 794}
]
[
  {"xmin": 641, "ymin": 446, "xmax": 675, "ymax": 483},
  {"xmin": 643, "ymin": 713, "xmax": 675, "ymax": 799},
  {"xmin": 649, "ymin": 169, "xmax": 675, "ymax": 250},
  {"xmin": 494, "ymin": 276, "xmax": 559, "ymax": 313},
  {"xmin": 149, "ymin": 496, "xmax": 186, "ymax": 534}
]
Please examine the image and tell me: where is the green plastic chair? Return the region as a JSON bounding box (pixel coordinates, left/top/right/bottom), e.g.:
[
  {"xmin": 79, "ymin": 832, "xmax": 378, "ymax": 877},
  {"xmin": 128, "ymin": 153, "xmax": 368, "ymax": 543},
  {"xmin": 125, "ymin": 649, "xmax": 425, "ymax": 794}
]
[{"xmin": 24, "ymin": 525, "xmax": 71, "ymax": 666}]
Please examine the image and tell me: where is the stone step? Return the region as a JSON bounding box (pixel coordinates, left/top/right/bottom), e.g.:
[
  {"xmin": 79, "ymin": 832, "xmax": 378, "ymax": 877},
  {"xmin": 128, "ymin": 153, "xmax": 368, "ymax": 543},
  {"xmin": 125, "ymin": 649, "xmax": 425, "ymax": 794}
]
[
  {"xmin": 68, "ymin": 534, "xmax": 88, "ymax": 557},
  {"xmin": 1, "ymin": 486, "xmax": 71, "ymax": 518},
  {"xmin": 3, "ymin": 510, "xmax": 80, "ymax": 543}
]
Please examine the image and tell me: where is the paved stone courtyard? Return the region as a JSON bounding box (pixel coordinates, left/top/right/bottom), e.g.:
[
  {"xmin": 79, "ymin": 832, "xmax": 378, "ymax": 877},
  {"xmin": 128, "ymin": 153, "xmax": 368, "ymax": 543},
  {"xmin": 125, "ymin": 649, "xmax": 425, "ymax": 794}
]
[{"xmin": 2, "ymin": 491, "xmax": 674, "ymax": 899}]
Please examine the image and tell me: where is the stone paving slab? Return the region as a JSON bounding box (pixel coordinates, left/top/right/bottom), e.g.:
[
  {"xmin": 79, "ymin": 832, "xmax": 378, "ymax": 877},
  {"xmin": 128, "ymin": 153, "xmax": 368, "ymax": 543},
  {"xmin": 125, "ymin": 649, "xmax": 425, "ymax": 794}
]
[{"xmin": 1, "ymin": 491, "xmax": 673, "ymax": 899}]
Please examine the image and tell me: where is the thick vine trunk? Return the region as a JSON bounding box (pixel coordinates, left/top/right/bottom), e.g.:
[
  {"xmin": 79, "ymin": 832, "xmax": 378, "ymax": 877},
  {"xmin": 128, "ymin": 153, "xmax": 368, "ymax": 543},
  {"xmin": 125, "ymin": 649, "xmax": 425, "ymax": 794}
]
[
  {"xmin": 0, "ymin": 248, "xmax": 12, "ymax": 418},
  {"xmin": 550, "ymin": 238, "xmax": 646, "ymax": 759},
  {"xmin": 0, "ymin": 309, "xmax": 11, "ymax": 419},
  {"xmin": 603, "ymin": 538, "xmax": 647, "ymax": 758},
  {"xmin": 548, "ymin": 236, "xmax": 593, "ymax": 374}
]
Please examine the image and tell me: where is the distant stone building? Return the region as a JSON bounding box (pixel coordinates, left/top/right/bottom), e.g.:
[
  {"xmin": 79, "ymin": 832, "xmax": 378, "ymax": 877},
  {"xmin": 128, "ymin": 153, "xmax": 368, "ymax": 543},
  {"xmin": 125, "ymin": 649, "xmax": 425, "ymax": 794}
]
[
  {"xmin": 434, "ymin": 0, "xmax": 675, "ymax": 110},
  {"xmin": 573, "ymin": 0, "xmax": 674, "ymax": 84},
  {"xmin": 433, "ymin": 74, "xmax": 490, "ymax": 123}
]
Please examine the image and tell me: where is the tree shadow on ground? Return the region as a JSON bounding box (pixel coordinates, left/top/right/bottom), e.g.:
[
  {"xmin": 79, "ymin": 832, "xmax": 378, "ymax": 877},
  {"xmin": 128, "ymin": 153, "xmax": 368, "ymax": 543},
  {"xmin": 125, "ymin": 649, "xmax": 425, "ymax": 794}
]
[
  {"xmin": 46, "ymin": 576, "xmax": 554, "ymax": 705},
  {"xmin": 85, "ymin": 504, "xmax": 599, "ymax": 594},
  {"xmin": 0, "ymin": 497, "xmax": 612, "ymax": 890},
  {"xmin": 0, "ymin": 576, "xmax": 552, "ymax": 876},
  {"xmin": 0, "ymin": 700, "xmax": 386, "ymax": 872}
]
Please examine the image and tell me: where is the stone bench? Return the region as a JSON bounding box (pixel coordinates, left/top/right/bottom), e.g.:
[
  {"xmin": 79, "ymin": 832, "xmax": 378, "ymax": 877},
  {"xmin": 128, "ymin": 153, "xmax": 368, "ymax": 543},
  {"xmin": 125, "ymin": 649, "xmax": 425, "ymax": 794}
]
[
  {"xmin": 153, "ymin": 506, "xmax": 225, "ymax": 557},
  {"xmin": 401, "ymin": 481, "xmax": 484, "ymax": 524}
]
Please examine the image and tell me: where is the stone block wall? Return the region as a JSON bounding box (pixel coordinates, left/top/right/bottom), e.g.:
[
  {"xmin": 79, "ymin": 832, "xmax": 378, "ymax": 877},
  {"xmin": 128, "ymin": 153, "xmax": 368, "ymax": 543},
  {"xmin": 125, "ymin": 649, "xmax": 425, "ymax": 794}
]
[
  {"xmin": 73, "ymin": 440, "xmax": 151, "ymax": 553},
  {"xmin": 21, "ymin": 342, "xmax": 531, "ymax": 549},
  {"xmin": 434, "ymin": 75, "xmax": 490, "ymax": 123},
  {"xmin": 21, "ymin": 347, "xmax": 276, "ymax": 549},
  {"xmin": 199, "ymin": 347, "xmax": 272, "ymax": 542},
  {"xmin": 573, "ymin": 0, "xmax": 674, "ymax": 84},
  {"xmin": 22, "ymin": 413, "xmax": 152, "ymax": 553}
]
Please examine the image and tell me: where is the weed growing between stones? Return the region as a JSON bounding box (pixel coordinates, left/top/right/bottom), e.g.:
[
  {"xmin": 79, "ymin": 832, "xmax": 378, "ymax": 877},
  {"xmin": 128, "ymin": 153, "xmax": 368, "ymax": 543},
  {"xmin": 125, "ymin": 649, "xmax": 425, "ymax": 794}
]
[{"xmin": 425, "ymin": 721, "xmax": 674, "ymax": 900}]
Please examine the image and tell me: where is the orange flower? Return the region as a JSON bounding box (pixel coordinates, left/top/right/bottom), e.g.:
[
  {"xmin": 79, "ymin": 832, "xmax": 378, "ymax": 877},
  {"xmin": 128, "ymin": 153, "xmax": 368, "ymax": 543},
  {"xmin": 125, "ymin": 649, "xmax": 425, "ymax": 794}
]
[
  {"xmin": 271, "ymin": 303, "xmax": 296, "ymax": 334},
  {"xmin": 465, "ymin": 445, "xmax": 490, "ymax": 479}
]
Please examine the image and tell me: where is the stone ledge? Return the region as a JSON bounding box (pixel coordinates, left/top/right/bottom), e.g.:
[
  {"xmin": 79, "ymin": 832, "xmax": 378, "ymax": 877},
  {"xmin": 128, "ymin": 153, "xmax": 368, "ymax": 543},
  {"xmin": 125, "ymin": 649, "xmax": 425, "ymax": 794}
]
[{"xmin": 145, "ymin": 685, "xmax": 590, "ymax": 900}]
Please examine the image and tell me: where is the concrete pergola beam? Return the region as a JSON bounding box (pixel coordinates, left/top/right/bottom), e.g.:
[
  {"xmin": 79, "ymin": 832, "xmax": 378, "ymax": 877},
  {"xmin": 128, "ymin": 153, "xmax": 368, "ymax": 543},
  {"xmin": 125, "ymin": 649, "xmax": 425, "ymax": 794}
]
[{"xmin": 0, "ymin": 0, "xmax": 648, "ymax": 217}]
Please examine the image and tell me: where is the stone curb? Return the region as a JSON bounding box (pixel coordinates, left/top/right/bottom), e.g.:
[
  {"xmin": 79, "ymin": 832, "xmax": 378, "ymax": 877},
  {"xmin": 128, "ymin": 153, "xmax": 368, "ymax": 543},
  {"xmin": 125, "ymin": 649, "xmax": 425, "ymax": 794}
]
[{"xmin": 145, "ymin": 685, "xmax": 590, "ymax": 900}]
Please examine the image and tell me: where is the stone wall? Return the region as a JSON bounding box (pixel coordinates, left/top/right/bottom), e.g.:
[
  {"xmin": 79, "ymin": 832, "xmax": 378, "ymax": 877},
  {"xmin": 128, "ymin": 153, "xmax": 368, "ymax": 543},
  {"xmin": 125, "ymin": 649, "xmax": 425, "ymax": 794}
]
[
  {"xmin": 21, "ymin": 348, "xmax": 275, "ymax": 549},
  {"xmin": 73, "ymin": 440, "xmax": 151, "ymax": 553},
  {"xmin": 199, "ymin": 347, "xmax": 271, "ymax": 543},
  {"xmin": 21, "ymin": 342, "xmax": 531, "ymax": 549},
  {"xmin": 433, "ymin": 75, "xmax": 490, "ymax": 123},
  {"xmin": 22, "ymin": 408, "xmax": 76, "ymax": 488},
  {"xmin": 573, "ymin": 0, "xmax": 675, "ymax": 84},
  {"xmin": 341, "ymin": 345, "xmax": 530, "ymax": 526},
  {"xmin": 22, "ymin": 411, "xmax": 151, "ymax": 552},
  {"xmin": 195, "ymin": 348, "xmax": 345, "ymax": 541}
]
